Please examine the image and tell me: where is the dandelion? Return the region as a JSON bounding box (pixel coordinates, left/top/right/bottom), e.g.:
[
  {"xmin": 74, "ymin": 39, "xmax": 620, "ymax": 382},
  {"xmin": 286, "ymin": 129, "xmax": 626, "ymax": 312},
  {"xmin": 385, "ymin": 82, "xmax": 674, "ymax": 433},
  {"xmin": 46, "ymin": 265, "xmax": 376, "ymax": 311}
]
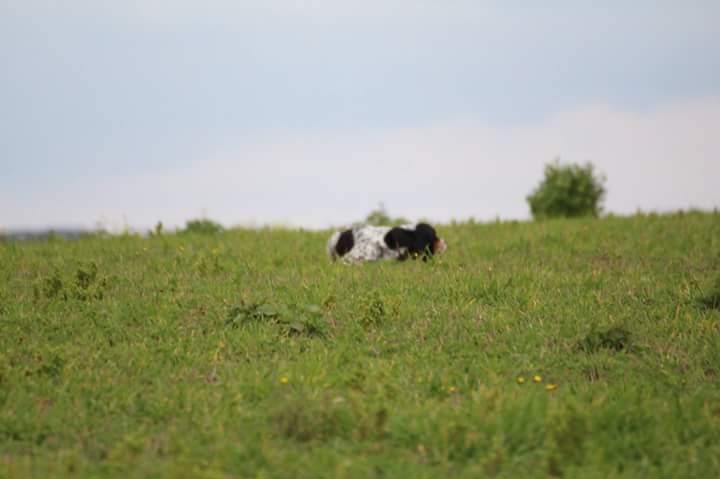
[
  {"xmin": 279, "ymin": 376, "xmax": 289, "ymax": 385},
  {"xmin": 533, "ymin": 375, "xmax": 543, "ymax": 383},
  {"xmin": 517, "ymin": 376, "xmax": 526, "ymax": 384},
  {"xmin": 545, "ymin": 383, "xmax": 557, "ymax": 391},
  {"xmin": 448, "ymin": 386, "xmax": 458, "ymax": 394}
]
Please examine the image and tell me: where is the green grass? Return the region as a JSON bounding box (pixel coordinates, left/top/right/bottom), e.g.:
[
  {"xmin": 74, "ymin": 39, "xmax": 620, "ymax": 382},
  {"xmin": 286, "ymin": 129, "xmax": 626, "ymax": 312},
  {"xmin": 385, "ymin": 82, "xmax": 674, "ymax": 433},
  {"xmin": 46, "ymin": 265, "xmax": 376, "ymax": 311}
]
[{"xmin": 2, "ymin": 212, "xmax": 720, "ymax": 478}]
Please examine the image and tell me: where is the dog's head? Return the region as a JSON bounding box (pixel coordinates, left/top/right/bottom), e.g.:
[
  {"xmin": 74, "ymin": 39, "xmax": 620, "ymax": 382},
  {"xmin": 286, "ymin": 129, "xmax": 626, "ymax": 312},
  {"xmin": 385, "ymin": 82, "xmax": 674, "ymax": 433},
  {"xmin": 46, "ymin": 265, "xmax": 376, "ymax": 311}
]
[
  {"xmin": 385, "ymin": 223, "xmax": 446, "ymax": 260},
  {"xmin": 414, "ymin": 223, "xmax": 446, "ymax": 258}
]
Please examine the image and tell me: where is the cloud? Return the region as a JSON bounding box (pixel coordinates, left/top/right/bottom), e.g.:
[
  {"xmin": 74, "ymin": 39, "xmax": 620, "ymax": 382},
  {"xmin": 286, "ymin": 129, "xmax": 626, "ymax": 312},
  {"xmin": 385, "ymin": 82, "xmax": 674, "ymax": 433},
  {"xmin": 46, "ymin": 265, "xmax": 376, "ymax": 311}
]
[{"xmin": 3, "ymin": 97, "xmax": 718, "ymax": 231}]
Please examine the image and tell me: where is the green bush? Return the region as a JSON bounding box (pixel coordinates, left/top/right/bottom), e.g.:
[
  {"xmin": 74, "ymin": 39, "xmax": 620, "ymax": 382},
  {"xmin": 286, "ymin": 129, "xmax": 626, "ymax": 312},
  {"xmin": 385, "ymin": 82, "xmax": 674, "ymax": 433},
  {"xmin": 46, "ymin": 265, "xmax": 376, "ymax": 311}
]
[
  {"xmin": 180, "ymin": 218, "xmax": 224, "ymax": 235},
  {"xmin": 527, "ymin": 160, "xmax": 606, "ymax": 219},
  {"xmin": 364, "ymin": 204, "xmax": 409, "ymax": 226}
]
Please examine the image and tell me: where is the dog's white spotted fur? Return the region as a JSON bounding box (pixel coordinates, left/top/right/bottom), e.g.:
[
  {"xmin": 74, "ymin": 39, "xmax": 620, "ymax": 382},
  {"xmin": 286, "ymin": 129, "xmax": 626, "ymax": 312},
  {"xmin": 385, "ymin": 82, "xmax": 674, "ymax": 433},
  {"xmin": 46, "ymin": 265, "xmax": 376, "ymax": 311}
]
[{"xmin": 327, "ymin": 225, "xmax": 406, "ymax": 263}]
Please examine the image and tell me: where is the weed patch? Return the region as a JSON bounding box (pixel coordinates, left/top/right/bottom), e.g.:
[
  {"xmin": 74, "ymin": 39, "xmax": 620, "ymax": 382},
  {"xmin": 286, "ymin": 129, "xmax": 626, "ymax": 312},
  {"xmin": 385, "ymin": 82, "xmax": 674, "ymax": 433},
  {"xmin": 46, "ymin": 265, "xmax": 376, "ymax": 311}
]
[
  {"xmin": 225, "ymin": 301, "xmax": 328, "ymax": 337},
  {"xmin": 39, "ymin": 270, "xmax": 65, "ymax": 300},
  {"xmin": 577, "ymin": 326, "xmax": 633, "ymax": 353},
  {"xmin": 34, "ymin": 262, "xmax": 108, "ymax": 302},
  {"xmin": 73, "ymin": 262, "xmax": 107, "ymax": 301},
  {"xmin": 225, "ymin": 301, "xmax": 280, "ymax": 327},
  {"xmin": 696, "ymin": 276, "xmax": 720, "ymax": 310},
  {"xmin": 358, "ymin": 291, "xmax": 398, "ymax": 328}
]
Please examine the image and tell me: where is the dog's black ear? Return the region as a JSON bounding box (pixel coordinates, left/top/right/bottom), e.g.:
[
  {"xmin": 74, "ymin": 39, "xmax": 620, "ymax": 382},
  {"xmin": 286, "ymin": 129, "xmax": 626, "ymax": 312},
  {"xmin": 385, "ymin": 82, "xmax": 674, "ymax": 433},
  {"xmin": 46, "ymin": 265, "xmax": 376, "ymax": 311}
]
[
  {"xmin": 383, "ymin": 228, "xmax": 398, "ymax": 249},
  {"xmin": 335, "ymin": 229, "xmax": 354, "ymax": 257}
]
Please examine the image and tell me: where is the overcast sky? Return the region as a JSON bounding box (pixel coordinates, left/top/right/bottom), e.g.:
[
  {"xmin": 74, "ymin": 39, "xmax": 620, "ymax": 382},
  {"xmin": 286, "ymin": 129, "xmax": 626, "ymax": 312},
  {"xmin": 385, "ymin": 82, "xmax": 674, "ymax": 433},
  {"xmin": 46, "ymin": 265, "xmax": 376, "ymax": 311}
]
[{"xmin": 2, "ymin": 1, "xmax": 719, "ymax": 230}]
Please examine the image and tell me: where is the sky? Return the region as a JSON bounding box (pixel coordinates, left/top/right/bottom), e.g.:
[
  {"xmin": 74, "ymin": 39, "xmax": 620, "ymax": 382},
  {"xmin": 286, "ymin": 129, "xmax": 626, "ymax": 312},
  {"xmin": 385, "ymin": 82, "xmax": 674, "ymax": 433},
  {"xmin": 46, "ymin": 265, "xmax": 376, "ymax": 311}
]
[{"xmin": 1, "ymin": 1, "xmax": 719, "ymax": 231}]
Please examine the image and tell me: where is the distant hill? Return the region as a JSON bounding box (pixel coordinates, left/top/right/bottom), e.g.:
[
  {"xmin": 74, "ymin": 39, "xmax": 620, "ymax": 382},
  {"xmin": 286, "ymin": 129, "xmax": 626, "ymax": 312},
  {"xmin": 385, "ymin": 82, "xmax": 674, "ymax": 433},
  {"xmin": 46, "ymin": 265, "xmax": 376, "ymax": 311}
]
[{"xmin": 0, "ymin": 228, "xmax": 94, "ymax": 241}]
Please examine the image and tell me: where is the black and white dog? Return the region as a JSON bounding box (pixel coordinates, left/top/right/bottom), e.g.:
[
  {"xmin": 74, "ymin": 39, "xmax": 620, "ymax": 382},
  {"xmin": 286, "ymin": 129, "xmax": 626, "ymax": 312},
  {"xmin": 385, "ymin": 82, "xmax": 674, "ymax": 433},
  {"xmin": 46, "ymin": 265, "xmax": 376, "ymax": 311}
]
[{"xmin": 327, "ymin": 223, "xmax": 447, "ymax": 263}]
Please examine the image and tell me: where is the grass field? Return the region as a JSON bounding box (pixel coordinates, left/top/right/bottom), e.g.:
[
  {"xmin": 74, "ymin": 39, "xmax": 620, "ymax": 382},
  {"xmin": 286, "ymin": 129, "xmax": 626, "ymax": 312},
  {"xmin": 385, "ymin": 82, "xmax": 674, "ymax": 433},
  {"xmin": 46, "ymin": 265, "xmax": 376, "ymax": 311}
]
[{"xmin": 2, "ymin": 212, "xmax": 720, "ymax": 478}]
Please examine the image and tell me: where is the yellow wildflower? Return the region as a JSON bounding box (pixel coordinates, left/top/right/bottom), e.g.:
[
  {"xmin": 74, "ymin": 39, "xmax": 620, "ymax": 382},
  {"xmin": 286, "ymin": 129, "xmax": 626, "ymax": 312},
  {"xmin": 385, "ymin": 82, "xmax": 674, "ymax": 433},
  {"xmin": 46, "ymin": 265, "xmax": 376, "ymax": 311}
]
[
  {"xmin": 533, "ymin": 375, "xmax": 543, "ymax": 383},
  {"xmin": 517, "ymin": 376, "xmax": 526, "ymax": 384},
  {"xmin": 279, "ymin": 376, "xmax": 289, "ymax": 385},
  {"xmin": 545, "ymin": 383, "xmax": 557, "ymax": 391}
]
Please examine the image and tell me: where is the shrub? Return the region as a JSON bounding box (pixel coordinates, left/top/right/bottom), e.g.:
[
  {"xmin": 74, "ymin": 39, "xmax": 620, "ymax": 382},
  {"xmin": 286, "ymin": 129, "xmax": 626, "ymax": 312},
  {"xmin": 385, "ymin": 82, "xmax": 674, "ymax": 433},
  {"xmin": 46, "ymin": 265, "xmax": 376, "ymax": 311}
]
[
  {"xmin": 181, "ymin": 219, "xmax": 224, "ymax": 235},
  {"xmin": 527, "ymin": 160, "xmax": 606, "ymax": 219},
  {"xmin": 364, "ymin": 204, "xmax": 408, "ymax": 226}
]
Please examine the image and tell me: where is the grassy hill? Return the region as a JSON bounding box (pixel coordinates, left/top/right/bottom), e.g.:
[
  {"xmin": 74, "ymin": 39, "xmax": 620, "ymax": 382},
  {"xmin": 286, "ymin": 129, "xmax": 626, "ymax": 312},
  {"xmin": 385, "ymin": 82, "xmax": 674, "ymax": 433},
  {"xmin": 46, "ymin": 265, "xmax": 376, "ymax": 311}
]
[{"xmin": 1, "ymin": 212, "xmax": 719, "ymax": 477}]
